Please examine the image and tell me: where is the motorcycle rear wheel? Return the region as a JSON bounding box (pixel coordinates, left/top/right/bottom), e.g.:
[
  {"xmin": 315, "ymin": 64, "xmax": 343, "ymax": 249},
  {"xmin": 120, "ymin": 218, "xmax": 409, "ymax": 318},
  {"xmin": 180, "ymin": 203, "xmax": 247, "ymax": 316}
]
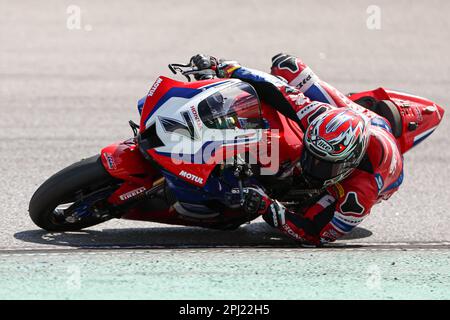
[{"xmin": 29, "ymin": 155, "xmax": 120, "ymax": 231}]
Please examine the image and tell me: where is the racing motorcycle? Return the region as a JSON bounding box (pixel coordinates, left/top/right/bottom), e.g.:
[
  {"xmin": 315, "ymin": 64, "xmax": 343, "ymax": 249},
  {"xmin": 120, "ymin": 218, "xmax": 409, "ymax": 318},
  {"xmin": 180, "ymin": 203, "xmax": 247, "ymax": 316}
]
[{"xmin": 29, "ymin": 61, "xmax": 445, "ymax": 231}]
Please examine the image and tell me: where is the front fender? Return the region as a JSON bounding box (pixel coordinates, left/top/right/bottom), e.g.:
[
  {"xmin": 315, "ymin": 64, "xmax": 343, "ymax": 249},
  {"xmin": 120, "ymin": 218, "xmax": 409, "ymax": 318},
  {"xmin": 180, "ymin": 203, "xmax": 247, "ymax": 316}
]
[
  {"xmin": 101, "ymin": 139, "xmax": 162, "ymax": 205},
  {"xmin": 100, "ymin": 139, "xmax": 159, "ymax": 184}
]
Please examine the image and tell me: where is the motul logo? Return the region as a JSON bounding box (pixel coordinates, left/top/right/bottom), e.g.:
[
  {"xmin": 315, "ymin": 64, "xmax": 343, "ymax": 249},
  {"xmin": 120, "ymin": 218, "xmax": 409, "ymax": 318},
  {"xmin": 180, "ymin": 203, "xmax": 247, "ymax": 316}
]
[
  {"xmin": 179, "ymin": 170, "xmax": 203, "ymax": 184},
  {"xmin": 148, "ymin": 78, "xmax": 163, "ymax": 96}
]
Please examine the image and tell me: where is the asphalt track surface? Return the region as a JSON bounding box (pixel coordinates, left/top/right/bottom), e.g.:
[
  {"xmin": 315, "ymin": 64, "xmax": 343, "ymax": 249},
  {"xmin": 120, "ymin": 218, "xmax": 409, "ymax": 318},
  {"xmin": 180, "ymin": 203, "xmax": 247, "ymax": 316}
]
[{"xmin": 0, "ymin": 0, "xmax": 449, "ymax": 299}]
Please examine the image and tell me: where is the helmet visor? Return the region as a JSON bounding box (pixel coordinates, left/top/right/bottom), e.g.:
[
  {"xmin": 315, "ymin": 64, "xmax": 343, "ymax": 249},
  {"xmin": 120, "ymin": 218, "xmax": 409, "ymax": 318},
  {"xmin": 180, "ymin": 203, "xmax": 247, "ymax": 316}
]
[{"xmin": 300, "ymin": 148, "xmax": 351, "ymax": 184}]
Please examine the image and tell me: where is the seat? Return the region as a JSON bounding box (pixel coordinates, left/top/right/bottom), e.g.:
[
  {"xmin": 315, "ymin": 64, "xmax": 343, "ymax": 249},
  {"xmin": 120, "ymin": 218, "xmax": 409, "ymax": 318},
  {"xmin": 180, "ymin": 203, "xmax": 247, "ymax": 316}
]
[
  {"xmin": 354, "ymin": 97, "xmax": 403, "ymax": 138},
  {"xmin": 376, "ymin": 100, "xmax": 403, "ymax": 138}
]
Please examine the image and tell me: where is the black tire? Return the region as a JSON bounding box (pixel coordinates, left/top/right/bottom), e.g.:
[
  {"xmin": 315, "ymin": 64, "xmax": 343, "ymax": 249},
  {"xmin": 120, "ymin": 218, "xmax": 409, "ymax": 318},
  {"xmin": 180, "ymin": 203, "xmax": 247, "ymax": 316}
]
[{"xmin": 29, "ymin": 155, "xmax": 119, "ymax": 231}]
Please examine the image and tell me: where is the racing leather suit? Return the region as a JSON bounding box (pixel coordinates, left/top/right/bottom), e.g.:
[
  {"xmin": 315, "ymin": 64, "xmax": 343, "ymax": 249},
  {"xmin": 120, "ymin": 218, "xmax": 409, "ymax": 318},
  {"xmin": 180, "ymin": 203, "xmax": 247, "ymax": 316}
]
[{"xmin": 216, "ymin": 54, "xmax": 404, "ymax": 245}]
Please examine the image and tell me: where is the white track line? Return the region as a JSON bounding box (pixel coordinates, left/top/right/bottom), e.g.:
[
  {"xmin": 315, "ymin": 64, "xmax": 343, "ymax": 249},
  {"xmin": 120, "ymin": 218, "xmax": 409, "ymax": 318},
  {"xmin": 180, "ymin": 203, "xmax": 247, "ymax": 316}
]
[
  {"xmin": 0, "ymin": 247, "xmax": 449, "ymax": 258},
  {"xmin": 0, "ymin": 249, "xmax": 449, "ymax": 258},
  {"xmin": 1, "ymin": 241, "xmax": 449, "ymax": 252},
  {"xmin": 0, "ymin": 242, "xmax": 449, "ymax": 258}
]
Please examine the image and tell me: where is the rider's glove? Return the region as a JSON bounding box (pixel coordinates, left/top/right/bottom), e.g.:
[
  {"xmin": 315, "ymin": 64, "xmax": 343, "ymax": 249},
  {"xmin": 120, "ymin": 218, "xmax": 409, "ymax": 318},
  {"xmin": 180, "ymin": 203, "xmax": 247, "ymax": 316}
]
[
  {"xmin": 242, "ymin": 187, "xmax": 271, "ymax": 215},
  {"xmin": 243, "ymin": 186, "xmax": 321, "ymax": 247},
  {"xmin": 262, "ymin": 201, "xmax": 321, "ymax": 247},
  {"xmin": 263, "ymin": 200, "xmax": 287, "ymax": 228},
  {"xmin": 191, "ymin": 54, "xmax": 216, "ymax": 70},
  {"xmin": 190, "ymin": 54, "xmax": 241, "ymax": 80},
  {"xmin": 190, "ymin": 54, "xmax": 218, "ymax": 80}
]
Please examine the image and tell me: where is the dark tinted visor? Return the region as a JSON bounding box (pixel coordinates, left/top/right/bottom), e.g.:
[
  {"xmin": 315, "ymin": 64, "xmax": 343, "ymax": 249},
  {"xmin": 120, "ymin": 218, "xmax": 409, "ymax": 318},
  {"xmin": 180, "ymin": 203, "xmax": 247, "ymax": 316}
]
[{"xmin": 300, "ymin": 148, "xmax": 350, "ymax": 182}]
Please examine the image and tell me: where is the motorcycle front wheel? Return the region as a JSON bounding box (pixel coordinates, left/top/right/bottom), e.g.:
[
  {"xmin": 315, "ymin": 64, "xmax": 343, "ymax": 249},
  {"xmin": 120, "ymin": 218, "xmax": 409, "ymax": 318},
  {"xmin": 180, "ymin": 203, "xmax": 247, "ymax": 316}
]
[{"xmin": 29, "ymin": 155, "xmax": 120, "ymax": 231}]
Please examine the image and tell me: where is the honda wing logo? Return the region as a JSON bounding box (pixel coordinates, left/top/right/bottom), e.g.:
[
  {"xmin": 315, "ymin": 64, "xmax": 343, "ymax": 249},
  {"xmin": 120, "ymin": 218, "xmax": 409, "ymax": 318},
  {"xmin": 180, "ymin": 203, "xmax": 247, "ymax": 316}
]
[{"xmin": 158, "ymin": 111, "xmax": 199, "ymax": 140}]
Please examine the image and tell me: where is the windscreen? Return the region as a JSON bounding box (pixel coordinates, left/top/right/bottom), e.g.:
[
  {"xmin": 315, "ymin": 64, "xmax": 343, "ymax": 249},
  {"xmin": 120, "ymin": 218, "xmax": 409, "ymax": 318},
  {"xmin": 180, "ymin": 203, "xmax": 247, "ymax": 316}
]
[{"xmin": 197, "ymin": 82, "xmax": 263, "ymax": 130}]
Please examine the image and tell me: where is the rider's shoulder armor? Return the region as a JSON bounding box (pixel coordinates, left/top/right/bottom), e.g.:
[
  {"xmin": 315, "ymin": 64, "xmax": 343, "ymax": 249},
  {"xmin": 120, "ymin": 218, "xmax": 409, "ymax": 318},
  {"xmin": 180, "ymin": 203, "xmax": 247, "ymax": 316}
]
[{"xmin": 365, "ymin": 127, "xmax": 404, "ymax": 197}]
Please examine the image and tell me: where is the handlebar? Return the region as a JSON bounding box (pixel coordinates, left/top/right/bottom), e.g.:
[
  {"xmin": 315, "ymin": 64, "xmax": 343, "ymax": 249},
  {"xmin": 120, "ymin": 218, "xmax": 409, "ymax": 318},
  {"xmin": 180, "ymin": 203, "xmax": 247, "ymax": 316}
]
[
  {"xmin": 168, "ymin": 60, "xmax": 198, "ymax": 82},
  {"xmin": 168, "ymin": 59, "xmax": 215, "ymax": 82}
]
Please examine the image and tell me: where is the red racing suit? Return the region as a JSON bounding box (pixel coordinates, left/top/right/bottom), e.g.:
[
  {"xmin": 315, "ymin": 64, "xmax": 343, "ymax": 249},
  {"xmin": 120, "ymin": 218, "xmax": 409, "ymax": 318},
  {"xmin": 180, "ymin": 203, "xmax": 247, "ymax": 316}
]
[{"xmin": 217, "ymin": 54, "xmax": 404, "ymax": 245}]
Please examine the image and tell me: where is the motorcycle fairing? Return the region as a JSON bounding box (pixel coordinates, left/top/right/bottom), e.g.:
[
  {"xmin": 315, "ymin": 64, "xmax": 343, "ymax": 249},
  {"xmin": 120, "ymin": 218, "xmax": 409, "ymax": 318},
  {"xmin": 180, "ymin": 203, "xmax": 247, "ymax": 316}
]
[
  {"xmin": 348, "ymin": 87, "xmax": 445, "ymax": 154},
  {"xmin": 100, "ymin": 140, "xmax": 158, "ymax": 205},
  {"xmin": 139, "ymin": 76, "xmax": 233, "ymax": 131},
  {"xmin": 141, "ymin": 78, "xmax": 264, "ymax": 187}
]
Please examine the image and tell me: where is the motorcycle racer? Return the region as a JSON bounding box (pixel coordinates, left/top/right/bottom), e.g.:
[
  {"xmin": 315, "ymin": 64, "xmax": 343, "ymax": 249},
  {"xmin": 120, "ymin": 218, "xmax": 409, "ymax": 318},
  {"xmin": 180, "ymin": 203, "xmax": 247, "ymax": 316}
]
[{"xmin": 189, "ymin": 53, "xmax": 404, "ymax": 246}]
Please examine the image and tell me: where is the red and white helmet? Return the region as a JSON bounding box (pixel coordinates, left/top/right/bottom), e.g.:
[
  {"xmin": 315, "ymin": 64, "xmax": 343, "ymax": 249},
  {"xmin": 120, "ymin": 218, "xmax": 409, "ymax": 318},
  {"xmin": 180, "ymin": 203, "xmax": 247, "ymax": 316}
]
[{"xmin": 301, "ymin": 108, "xmax": 371, "ymax": 187}]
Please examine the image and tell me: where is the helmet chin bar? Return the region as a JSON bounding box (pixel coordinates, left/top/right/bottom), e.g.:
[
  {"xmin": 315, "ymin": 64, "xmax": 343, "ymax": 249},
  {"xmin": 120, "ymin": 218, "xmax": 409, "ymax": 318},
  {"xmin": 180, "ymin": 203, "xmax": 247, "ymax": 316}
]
[
  {"xmin": 322, "ymin": 166, "xmax": 356, "ymax": 188},
  {"xmin": 303, "ymin": 165, "xmax": 356, "ymax": 189}
]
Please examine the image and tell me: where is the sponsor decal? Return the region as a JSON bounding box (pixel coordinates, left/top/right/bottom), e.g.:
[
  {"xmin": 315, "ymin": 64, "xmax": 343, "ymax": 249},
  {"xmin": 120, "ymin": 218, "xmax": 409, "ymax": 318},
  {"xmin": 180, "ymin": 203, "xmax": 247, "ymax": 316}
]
[
  {"xmin": 282, "ymin": 224, "xmax": 304, "ymax": 241},
  {"xmin": 179, "ymin": 170, "xmax": 204, "ymax": 184},
  {"xmin": 231, "ymin": 188, "xmax": 241, "ymax": 194},
  {"xmin": 290, "ymin": 67, "xmax": 318, "ymax": 91},
  {"xmin": 103, "ymin": 152, "xmax": 116, "ymax": 170},
  {"xmin": 317, "ymin": 194, "xmax": 336, "ymax": 208},
  {"xmin": 414, "ymin": 106, "xmax": 423, "ymax": 122},
  {"xmin": 313, "ymin": 137, "xmax": 333, "ymax": 152},
  {"xmin": 321, "ymin": 228, "xmax": 340, "ymax": 241},
  {"xmin": 297, "ymin": 74, "xmax": 312, "ymax": 90},
  {"xmin": 148, "ymin": 77, "xmax": 163, "ymax": 97},
  {"xmin": 285, "ymin": 86, "xmax": 298, "ymax": 94},
  {"xmin": 119, "ymin": 187, "xmax": 146, "ymax": 201},
  {"xmin": 295, "ymin": 95, "xmax": 309, "ymax": 106},
  {"xmin": 190, "ymin": 105, "xmax": 202, "ymax": 128}
]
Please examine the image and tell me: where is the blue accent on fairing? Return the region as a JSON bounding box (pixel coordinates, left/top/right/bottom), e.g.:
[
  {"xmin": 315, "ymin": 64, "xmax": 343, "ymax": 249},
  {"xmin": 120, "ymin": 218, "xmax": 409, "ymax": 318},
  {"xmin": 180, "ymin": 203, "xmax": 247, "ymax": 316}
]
[
  {"xmin": 331, "ymin": 217, "xmax": 354, "ymax": 233},
  {"xmin": 137, "ymin": 96, "xmax": 146, "ymax": 115},
  {"xmin": 163, "ymin": 170, "xmax": 210, "ymax": 204},
  {"xmin": 233, "ymin": 67, "xmax": 287, "ymax": 87},
  {"xmin": 371, "ymin": 117, "xmax": 392, "ymax": 133},
  {"xmin": 200, "ymin": 81, "xmax": 230, "ymax": 90},
  {"xmin": 161, "ymin": 168, "xmax": 244, "ymax": 208},
  {"xmin": 413, "ymin": 130, "xmax": 436, "ymax": 146},
  {"xmin": 144, "ymin": 87, "xmax": 202, "ymax": 125},
  {"xmin": 382, "ymin": 170, "xmax": 404, "ymax": 193},
  {"xmin": 304, "ymin": 85, "xmax": 333, "ymax": 105}
]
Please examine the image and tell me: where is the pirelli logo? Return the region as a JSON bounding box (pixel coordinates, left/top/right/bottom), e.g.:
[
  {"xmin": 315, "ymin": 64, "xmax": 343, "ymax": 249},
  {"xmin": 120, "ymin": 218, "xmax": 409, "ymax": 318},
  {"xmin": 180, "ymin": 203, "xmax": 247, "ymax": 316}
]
[{"xmin": 119, "ymin": 187, "xmax": 146, "ymax": 201}]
